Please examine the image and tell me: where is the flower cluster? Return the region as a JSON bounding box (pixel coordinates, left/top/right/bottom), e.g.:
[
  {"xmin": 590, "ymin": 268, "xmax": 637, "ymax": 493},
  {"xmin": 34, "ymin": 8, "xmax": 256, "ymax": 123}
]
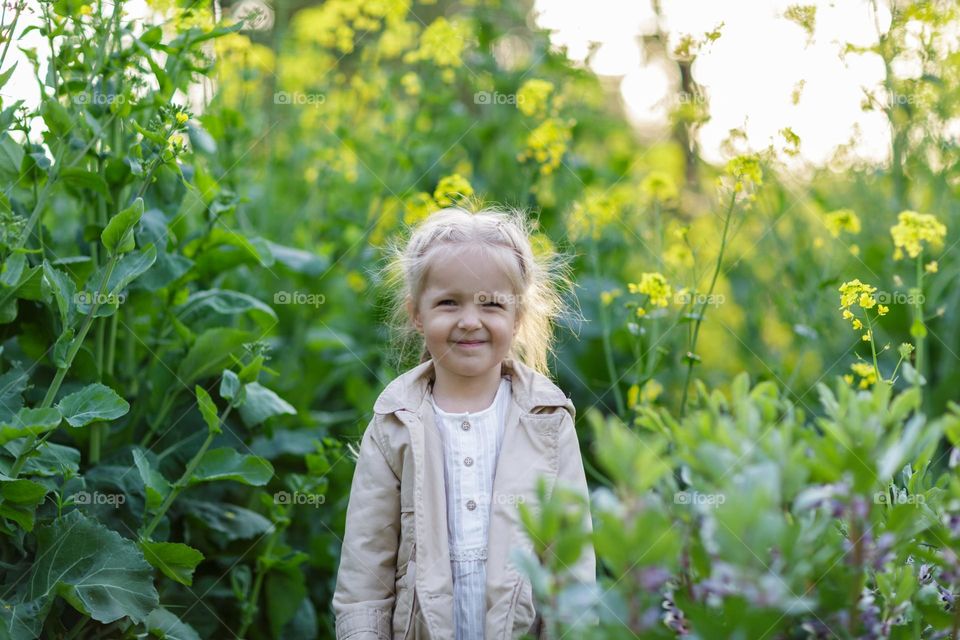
[
  {"xmin": 517, "ymin": 117, "xmax": 575, "ymax": 176},
  {"xmin": 517, "ymin": 79, "xmax": 555, "ymax": 119},
  {"xmin": 640, "ymin": 171, "xmax": 679, "ymax": 203},
  {"xmin": 890, "ymin": 210, "xmax": 947, "ymax": 260},
  {"xmin": 630, "ymin": 272, "xmax": 673, "ymax": 311},
  {"xmin": 723, "ymin": 154, "xmax": 763, "ymax": 194},
  {"xmin": 433, "ymin": 173, "xmax": 474, "ymax": 207},
  {"xmin": 403, "ymin": 17, "xmax": 469, "ymax": 68},
  {"xmin": 565, "ymin": 187, "xmax": 625, "ymax": 241},
  {"xmin": 824, "ymin": 208, "xmax": 861, "ymax": 238},
  {"xmin": 844, "ymin": 362, "xmax": 878, "ymax": 389},
  {"xmin": 838, "ymin": 279, "xmax": 888, "ymax": 342}
]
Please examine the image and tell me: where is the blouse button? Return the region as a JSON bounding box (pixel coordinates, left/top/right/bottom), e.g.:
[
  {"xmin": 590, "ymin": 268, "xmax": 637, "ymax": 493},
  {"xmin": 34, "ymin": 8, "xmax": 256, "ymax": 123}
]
[
  {"xmin": 464, "ymin": 457, "xmax": 474, "ymax": 467},
  {"xmin": 461, "ymin": 420, "xmax": 471, "ymax": 431},
  {"xmin": 466, "ymin": 499, "xmax": 477, "ymax": 511}
]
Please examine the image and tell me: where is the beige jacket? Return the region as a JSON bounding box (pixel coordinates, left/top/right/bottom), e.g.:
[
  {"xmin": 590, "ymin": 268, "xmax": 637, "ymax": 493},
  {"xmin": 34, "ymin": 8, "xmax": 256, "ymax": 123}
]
[{"xmin": 333, "ymin": 357, "xmax": 596, "ymax": 640}]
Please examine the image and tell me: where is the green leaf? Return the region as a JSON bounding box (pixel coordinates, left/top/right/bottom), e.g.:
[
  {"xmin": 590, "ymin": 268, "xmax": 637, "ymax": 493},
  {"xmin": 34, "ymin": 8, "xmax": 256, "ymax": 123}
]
[
  {"xmin": 195, "ymin": 386, "xmax": 221, "ymax": 435},
  {"xmin": 189, "ymin": 448, "xmax": 273, "ymax": 486},
  {"xmin": 179, "ymin": 498, "xmax": 272, "ymax": 544},
  {"xmin": 102, "ymin": 197, "xmax": 144, "ymax": 256},
  {"xmin": 132, "ymin": 449, "xmax": 171, "ymax": 512},
  {"xmin": 175, "ymin": 288, "xmax": 278, "ymax": 330},
  {"xmin": 0, "ymin": 252, "xmax": 26, "ymax": 287},
  {"xmin": 0, "ymin": 478, "xmax": 49, "ymax": 530},
  {"xmin": 0, "ymin": 369, "xmax": 28, "ymax": 422},
  {"xmin": 238, "ymin": 383, "xmax": 296, "ymax": 427},
  {"xmin": 0, "ymin": 407, "xmax": 62, "ymax": 445},
  {"xmin": 140, "ymin": 541, "xmax": 204, "ymax": 587},
  {"xmin": 42, "ymin": 261, "xmax": 76, "ymax": 329},
  {"xmin": 0, "ymin": 62, "xmax": 18, "ymax": 90},
  {"xmin": 57, "ymin": 383, "xmax": 130, "ymax": 428},
  {"xmin": 0, "ymin": 596, "xmax": 48, "ymax": 640},
  {"xmin": 28, "ymin": 510, "xmax": 159, "ymax": 624},
  {"xmin": 144, "ymin": 606, "xmax": 202, "ymax": 640},
  {"xmin": 40, "ymin": 98, "xmax": 73, "ymax": 137},
  {"xmin": 60, "ymin": 168, "xmax": 112, "ymax": 201},
  {"xmin": 177, "ymin": 328, "xmax": 253, "ymax": 385}
]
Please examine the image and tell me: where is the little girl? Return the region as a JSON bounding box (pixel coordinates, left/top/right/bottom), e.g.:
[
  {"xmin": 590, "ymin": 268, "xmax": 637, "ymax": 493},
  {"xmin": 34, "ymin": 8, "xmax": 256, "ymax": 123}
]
[{"xmin": 333, "ymin": 206, "xmax": 595, "ymax": 640}]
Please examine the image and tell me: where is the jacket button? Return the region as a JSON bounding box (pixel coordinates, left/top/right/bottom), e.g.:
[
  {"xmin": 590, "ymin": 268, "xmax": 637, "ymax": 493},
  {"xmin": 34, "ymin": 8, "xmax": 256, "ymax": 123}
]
[
  {"xmin": 464, "ymin": 457, "xmax": 473, "ymax": 467},
  {"xmin": 466, "ymin": 499, "xmax": 477, "ymax": 511},
  {"xmin": 461, "ymin": 420, "xmax": 471, "ymax": 431}
]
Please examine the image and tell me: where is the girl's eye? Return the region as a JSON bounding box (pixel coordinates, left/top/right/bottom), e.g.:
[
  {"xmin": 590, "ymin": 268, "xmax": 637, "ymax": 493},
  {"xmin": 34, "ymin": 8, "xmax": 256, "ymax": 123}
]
[
  {"xmin": 484, "ymin": 302, "xmax": 503, "ymax": 308},
  {"xmin": 438, "ymin": 299, "xmax": 456, "ymax": 306}
]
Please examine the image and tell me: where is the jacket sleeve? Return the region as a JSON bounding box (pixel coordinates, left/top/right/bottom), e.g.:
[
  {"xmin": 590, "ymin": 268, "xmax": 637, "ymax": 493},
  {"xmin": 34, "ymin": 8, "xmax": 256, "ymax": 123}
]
[
  {"xmin": 333, "ymin": 416, "xmax": 401, "ymax": 640},
  {"xmin": 557, "ymin": 406, "xmax": 596, "ymax": 587}
]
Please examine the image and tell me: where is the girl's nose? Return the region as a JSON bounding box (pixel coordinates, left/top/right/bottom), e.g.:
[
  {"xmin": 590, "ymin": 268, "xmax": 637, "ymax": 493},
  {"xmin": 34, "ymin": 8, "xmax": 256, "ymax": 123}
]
[{"xmin": 457, "ymin": 310, "xmax": 481, "ymax": 329}]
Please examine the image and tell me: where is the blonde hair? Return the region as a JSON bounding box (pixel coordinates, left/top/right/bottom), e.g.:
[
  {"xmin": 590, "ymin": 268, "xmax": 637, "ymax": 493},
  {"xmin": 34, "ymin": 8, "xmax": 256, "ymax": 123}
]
[{"xmin": 379, "ymin": 201, "xmax": 576, "ymax": 376}]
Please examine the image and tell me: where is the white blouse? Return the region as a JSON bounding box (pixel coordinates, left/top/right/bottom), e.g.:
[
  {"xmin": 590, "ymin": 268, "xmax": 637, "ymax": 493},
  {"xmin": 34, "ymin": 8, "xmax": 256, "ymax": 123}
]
[{"xmin": 429, "ymin": 376, "xmax": 512, "ymax": 640}]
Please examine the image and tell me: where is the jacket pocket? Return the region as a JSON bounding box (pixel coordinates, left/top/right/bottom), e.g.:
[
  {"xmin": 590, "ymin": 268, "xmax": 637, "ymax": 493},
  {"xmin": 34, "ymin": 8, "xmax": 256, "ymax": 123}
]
[{"xmin": 392, "ymin": 506, "xmax": 417, "ymax": 639}]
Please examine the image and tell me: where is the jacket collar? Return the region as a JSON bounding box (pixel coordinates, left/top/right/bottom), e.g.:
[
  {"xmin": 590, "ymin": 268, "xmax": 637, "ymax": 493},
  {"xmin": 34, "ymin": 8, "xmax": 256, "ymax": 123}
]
[{"xmin": 372, "ymin": 357, "xmax": 568, "ymax": 415}]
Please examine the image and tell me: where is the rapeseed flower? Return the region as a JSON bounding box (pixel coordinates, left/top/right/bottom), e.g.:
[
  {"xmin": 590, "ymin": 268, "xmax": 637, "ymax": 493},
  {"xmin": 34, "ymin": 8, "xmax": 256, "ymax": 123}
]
[
  {"xmin": 517, "ymin": 79, "xmax": 554, "ymax": 118},
  {"xmin": 629, "ymin": 273, "xmax": 672, "ymax": 308},
  {"xmin": 890, "ymin": 210, "xmax": 946, "ymax": 260},
  {"xmin": 824, "ymin": 209, "xmax": 861, "ymax": 238},
  {"xmin": 518, "ymin": 117, "xmax": 574, "ymax": 176},
  {"xmin": 433, "ymin": 174, "xmax": 473, "ymax": 207}
]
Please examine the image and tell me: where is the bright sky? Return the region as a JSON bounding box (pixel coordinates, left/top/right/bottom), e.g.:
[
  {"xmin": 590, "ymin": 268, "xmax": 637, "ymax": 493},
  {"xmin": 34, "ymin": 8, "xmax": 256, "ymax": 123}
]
[
  {"xmin": 533, "ymin": 0, "xmax": 899, "ymax": 166},
  {"xmin": 3, "ymin": 0, "xmax": 937, "ymax": 168}
]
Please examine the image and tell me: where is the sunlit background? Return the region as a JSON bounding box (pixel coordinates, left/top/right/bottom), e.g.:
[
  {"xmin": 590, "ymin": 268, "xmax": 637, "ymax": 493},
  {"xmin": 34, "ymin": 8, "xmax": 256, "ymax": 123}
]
[{"xmin": 7, "ymin": 0, "xmax": 949, "ymax": 168}]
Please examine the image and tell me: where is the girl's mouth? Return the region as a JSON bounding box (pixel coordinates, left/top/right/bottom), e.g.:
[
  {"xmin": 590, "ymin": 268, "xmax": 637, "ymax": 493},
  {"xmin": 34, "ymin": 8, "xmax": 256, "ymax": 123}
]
[{"xmin": 455, "ymin": 340, "xmax": 486, "ymax": 348}]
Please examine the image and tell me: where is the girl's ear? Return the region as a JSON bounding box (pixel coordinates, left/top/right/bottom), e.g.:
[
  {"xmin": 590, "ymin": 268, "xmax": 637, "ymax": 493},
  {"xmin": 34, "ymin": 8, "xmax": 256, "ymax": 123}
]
[{"xmin": 405, "ymin": 297, "xmax": 422, "ymax": 333}]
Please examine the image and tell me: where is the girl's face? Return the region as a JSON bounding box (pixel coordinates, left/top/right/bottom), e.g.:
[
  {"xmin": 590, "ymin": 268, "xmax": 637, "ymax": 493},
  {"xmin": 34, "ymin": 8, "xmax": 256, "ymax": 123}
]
[{"xmin": 409, "ymin": 245, "xmax": 520, "ymax": 382}]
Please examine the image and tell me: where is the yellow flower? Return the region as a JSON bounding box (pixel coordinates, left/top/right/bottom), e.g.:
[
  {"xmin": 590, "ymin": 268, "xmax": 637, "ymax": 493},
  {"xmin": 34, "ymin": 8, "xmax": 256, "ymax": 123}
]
[
  {"xmin": 850, "ymin": 362, "xmax": 878, "ymax": 389},
  {"xmin": 167, "ymin": 134, "xmax": 185, "ymax": 151},
  {"xmin": 433, "ymin": 174, "xmax": 474, "ymax": 207},
  {"xmin": 629, "ymin": 273, "xmax": 672, "ymax": 308},
  {"xmin": 877, "ymin": 305, "xmax": 889, "ymax": 316},
  {"xmin": 640, "ymin": 171, "xmax": 679, "ymax": 203},
  {"xmin": 401, "ymin": 72, "xmax": 422, "ymax": 96},
  {"xmin": 842, "ymin": 309, "xmax": 854, "ymax": 320},
  {"xmin": 635, "ymin": 307, "xmax": 646, "ymax": 318},
  {"xmin": 890, "ymin": 210, "xmax": 947, "ymax": 260},
  {"xmin": 858, "ymin": 293, "xmax": 876, "ymax": 309},
  {"xmin": 518, "ymin": 117, "xmax": 575, "ymax": 176},
  {"xmin": 824, "ymin": 208, "xmax": 861, "ymax": 238},
  {"xmin": 403, "ymin": 17, "xmax": 469, "ymax": 67},
  {"xmin": 838, "ymin": 279, "xmax": 877, "ymax": 310},
  {"xmin": 403, "ymin": 192, "xmax": 437, "ymax": 226},
  {"xmin": 517, "ymin": 79, "xmax": 554, "ymax": 118},
  {"xmin": 640, "ymin": 379, "xmax": 664, "ymax": 403},
  {"xmin": 600, "ymin": 289, "xmax": 622, "ymax": 306},
  {"xmin": 565, "ymin": 187, "xmax": 624, "ymax": 241},
  {"xmin": 925, "ymin": 260, "xmax": 938, "ymax": 273},
  {"xmin": 862, "ymin": 330, "xmax": 872, "ymax": 342},
  {"xmin": 725, "ymin": 154, "xmax": 763, "ymax": 192},
  {"xmin": 852, "ymin": 319, "xmax": 863, "ymax": 330},
  {"xmin": 175, "ymin": 112, "xmax": 189, "ymax": 125}
]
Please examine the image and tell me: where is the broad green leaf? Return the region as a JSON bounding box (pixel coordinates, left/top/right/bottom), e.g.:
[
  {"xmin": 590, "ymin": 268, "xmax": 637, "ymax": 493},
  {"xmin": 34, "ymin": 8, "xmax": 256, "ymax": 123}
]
[
  {"xmin": 1, "ymin": 441, "xmax": 80, "ymax": 477},
  {"xmin": 263, "ymin": 240, "xmax": 329, "ymax": 276},
  {"xmin": 102, "ymin": 197, "xmax": 144, "ymax": 256},
  {"xmin": 238, "ymin": 383, "xmax": 296, "ymax": 428},
  {"xmin": 189, "ymin": 448, "xmax": 273, "ymax": 486},
  {"xmin": 28, "ymin": 510, "xmax": 159, "ymax": 624},
  {"xmin": 0, "ymin": 596, "xmax": 48, "ymax": 640},
  {"xmin": 0, "ymin": 62, "xmax": 18, "ymax": 90},
  {"xmin": 57, "ymin": 383, "xmax": 130, "ymax": 428},
  {"xmin": 266, "ymin": 567, "xmax": 307, "ymax": 639},
  {"xmin": 144, "ymin": 606, "xmax": 202, "ymax": 640},
  {"xmin": 179, "ymin": 498, "xmax": 272, "ymax": 544},
  {"xmin": 60, "ymin": 167, "xmax": 112, "ymax": 201},
  {"xmin": 40, "ymin": 98, "xmax": 72, "ymax": 137},
  {"xmin": 132, "ymin": 449, "xmax": 171, "ymax": 512},
  {"xmin": 0, "ymin": 478, "xmax": 49, "ymax": 530},
  {"xmin": 175, "ymin": 288, "xmax": 278, "ymax": 330},
  {"xmin": 177, "ymin": 328, "xmax": 252, "ymax": 385},
  {"xmin": 0, "ymin": 407, "xmax": 62, "ymax": 445},
  {"xmin": 195, "ymin": 386, "xmax": 221, "ymax": 435},
  {"xmin": 140, "ymin": 541, "xmax": 204, "ymax": 586}
]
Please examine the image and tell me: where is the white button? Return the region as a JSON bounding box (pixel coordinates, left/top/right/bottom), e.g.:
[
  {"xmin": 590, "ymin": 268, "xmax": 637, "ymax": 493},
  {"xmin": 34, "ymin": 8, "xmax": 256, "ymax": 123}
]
[
  {"xmin": 464, "ymin": 457, "xmax": 473, "ymax": 467},
  {"xmin": 461, "ymin": 420, "xmax": 471, "ymax": 431},
  {"xmin": 466, "ymin": 499, "xmax": 477, "ymax": 511}
]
